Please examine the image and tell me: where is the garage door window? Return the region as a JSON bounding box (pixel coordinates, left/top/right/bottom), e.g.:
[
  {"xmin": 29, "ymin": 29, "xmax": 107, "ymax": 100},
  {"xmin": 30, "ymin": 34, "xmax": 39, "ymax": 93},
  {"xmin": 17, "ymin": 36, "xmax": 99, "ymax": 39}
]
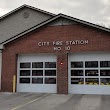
[
  {"xmin": 32, "ymin": 62, "xmax": 43, "ymax": 68},
  {"xmin": 100, "ymin": 70, "xmax": 110, "ymax": 76},
  {"xmin": 71, "ymin": 70, "xmax": 83, "ymax": 76},
  {"xmin": 85, "ymin": 78, "xmax": 99, "ymax": 85},
  {"xmin": 85, "ymin": 61, "xmax": 98, "ymax": 68},
  {"xmin": 71, "ymin": 78, "xmax": 84, "ymax": 84},
  {"xmin": 45, "ymin": 70, "xmax": 56, "ymax": 76},
  {"xmin": 71, "ymin": 62, "xmax": 83, "ymax": 68},
  {"xmin": 20, "ymin": 70, "xmax": 30, "ymax": 76},
  {"xmin": 19, "ymin": 62, "xmax": 56, "ymax": 84},
  {"xmin": 85, "ymin": 70, "xmax": 98, "ymax": 76},
  {"xmin": 20, "ymin": 62, "xmax": 31, "ymax": 68},
  {"xmin": 20, "ymin": 78, "xmax": 30, "ymax": 83},
  {"xmin": 100, "ymin": 61, "xmax": 110, "ymax": 67},
  {"xmin": 101, "ymin": 78, "xmax": 110, "ymax": 85},
  {"xmin": 70, "ymin": 60, "xmax": 110, "ymax": 85},
  {"xmin": 45, "ymin": 62, "xmax": 56, "ymax": 68},
  {"xmin": 32, "ymin": 78, "xmax": 43, "ymax": 84},
  {"xmin": 45, "ymin": 78, "xmax": 56, "ymax": 84},
  {"xmin": 32, "ymin": 70, "xmax": 43, "ymax": 76}
]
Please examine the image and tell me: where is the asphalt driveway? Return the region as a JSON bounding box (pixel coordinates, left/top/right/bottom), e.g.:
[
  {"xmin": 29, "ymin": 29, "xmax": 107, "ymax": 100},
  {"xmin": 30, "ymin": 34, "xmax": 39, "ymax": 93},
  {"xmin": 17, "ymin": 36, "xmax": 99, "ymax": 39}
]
[{"xmin": 0, "ymin": 92, "xmax": 110, "ymax": 110}]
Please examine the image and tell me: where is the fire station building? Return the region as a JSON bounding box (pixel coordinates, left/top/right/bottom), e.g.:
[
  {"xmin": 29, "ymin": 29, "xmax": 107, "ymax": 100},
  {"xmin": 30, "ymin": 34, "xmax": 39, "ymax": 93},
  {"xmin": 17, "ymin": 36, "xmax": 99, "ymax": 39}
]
[{"xmin": 0, "ymin": 5, "xmax": 110, "ymax": 94}]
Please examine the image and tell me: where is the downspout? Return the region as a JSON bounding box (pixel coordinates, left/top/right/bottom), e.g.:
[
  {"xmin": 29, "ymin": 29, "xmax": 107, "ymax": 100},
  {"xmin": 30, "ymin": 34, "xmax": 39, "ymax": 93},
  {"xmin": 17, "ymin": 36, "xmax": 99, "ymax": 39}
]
[{"xmin": 0, "ymin": 44, "xmax": 4, "ymax": 91}]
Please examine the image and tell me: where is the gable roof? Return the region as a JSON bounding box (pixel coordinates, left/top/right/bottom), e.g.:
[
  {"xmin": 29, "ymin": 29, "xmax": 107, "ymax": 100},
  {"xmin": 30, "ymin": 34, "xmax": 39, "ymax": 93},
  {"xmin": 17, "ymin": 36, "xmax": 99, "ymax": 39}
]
[
  {"xmin": 1, "ymin": 13, "xmax": 110, "ymax": 46},
  {"xmin": 0, "ymin": 4, "xmax": 55, "ymax": 21}
]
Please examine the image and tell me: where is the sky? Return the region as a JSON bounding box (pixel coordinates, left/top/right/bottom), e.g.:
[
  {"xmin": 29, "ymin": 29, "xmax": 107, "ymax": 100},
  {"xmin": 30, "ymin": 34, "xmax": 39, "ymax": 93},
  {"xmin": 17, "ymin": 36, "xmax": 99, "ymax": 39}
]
[{"xmin": 0, "ymin": 0, "xmax": 110, "ymax": 27}]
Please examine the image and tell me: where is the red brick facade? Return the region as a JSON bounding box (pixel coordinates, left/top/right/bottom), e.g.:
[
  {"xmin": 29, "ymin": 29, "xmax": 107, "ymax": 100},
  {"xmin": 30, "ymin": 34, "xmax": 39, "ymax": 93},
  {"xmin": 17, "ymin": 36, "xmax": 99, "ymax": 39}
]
[{"xmin": 1, "ymin": 24, "xmax": 110, "ymax": 94}]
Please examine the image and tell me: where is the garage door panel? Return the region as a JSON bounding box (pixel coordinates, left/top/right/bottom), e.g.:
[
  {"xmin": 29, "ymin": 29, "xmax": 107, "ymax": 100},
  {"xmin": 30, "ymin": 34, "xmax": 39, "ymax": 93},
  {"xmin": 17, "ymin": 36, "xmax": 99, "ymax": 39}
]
[
  {"xmin": 69, "ymin": 52, "xmax": 110, "ymax": 95},
  {"xmin": 69, "ymin": 85, "xmax": 110, "ymax": 94},
  {"xmin": 17, "ymin": 84, "xmax": 57, "ymax": 93},
  {"xmin": 19, "ymin": 54, "xmax": 56, "ymax": 62},
  {"xmin": 17, "ymin": 54, "xmax": 57, "ymax": 93},
  {"xmin": 69, "ymin": 53, "xmax": 110, "ymax": 61}
]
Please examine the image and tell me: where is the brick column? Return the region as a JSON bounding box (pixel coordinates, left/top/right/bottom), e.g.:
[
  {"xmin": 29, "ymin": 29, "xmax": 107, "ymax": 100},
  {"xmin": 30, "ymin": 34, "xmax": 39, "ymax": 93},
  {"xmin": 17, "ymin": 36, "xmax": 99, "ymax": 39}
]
[
  {"xmin": 57, "ymin": 53, "xmax": 68, "ymax": 94},
  {"xmin": 1, "ymin": 52, "xmax": 17, "ymax": 92}
]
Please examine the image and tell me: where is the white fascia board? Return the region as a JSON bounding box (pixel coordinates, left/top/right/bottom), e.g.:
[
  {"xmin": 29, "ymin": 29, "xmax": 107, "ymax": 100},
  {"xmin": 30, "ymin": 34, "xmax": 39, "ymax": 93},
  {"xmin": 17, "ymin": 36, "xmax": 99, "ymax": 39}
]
[{"xmin": 0, "ymin": 44, "xmax": 4, "ymax": 50}]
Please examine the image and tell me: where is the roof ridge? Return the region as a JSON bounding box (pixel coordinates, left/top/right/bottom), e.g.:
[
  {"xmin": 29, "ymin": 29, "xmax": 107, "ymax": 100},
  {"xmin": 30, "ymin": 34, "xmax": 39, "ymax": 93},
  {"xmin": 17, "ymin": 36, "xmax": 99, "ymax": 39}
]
[
  {"xmin": 0, "ymin": 4, "xmax": 55, "ymax": 21},
  {"xmin": 23, "ymin": 4, "xmax": 56, "ymax": 16}
]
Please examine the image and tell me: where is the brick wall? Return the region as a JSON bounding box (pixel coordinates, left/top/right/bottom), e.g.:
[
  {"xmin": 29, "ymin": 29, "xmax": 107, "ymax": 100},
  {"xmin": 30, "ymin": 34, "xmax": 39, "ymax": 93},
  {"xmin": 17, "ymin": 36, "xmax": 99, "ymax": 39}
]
[{"xmin": 1, "ymin": 24, "xmax": 110, "ymax": 94}]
